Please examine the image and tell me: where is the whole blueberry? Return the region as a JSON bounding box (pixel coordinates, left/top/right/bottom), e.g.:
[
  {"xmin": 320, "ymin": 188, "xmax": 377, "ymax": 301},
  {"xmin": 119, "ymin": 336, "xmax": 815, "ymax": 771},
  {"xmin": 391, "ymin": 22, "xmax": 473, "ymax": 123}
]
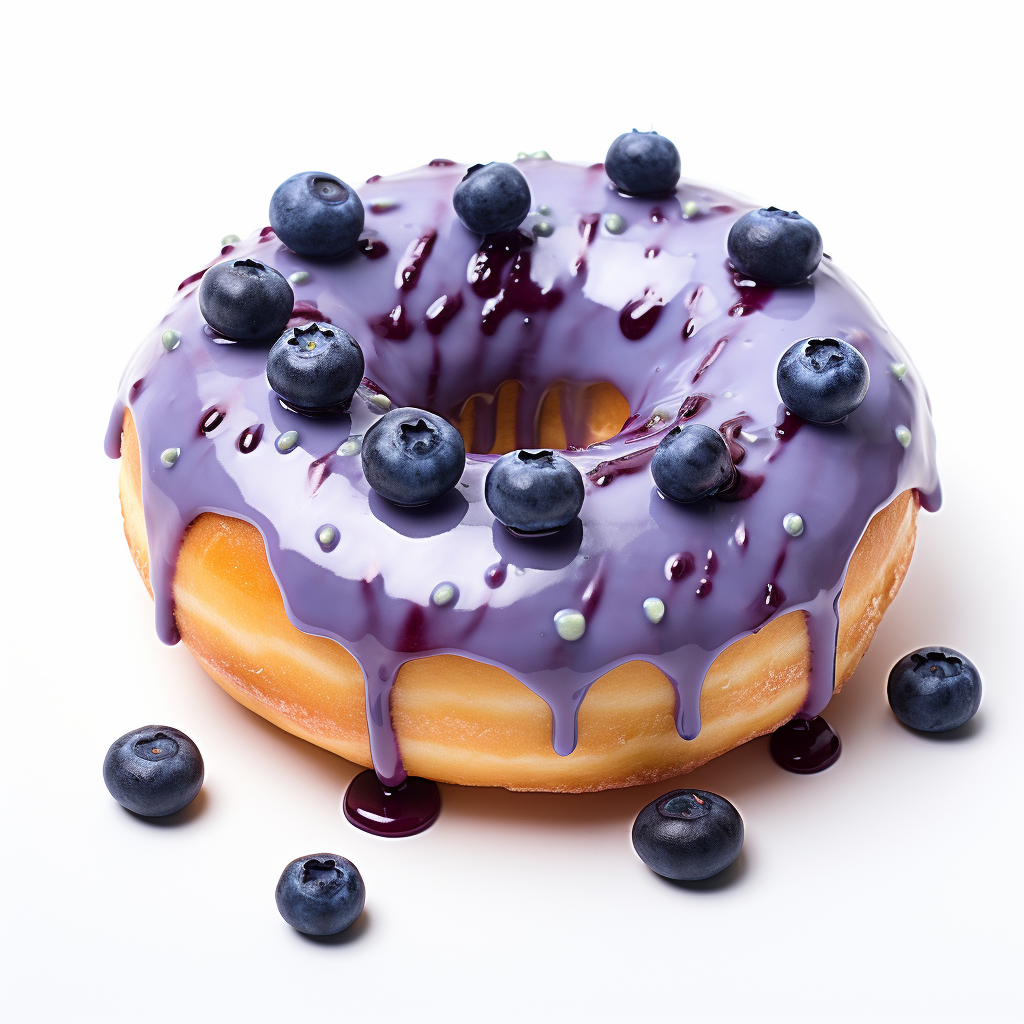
[
  {"xmin": 887, "ymin": 647, "xmax": 982, "ymax": 732},
  {"xmin": 651, "ymin": 423, "xmax": 734, "ymax": 503},
  {"xmin": 269, "ymin": 172, "xmax": 365, "ymax": 258},
  {"xmin": 485, "ymin": 450, "xmax": 585, "ymax": 533},
  {"xmin": 632, "ymin": 789, "xmax": 744, "ymax": 881},
  {"xmin": 198, "ymin": 258, "xmax": 294, "ymax": 342},
  {"xmin": 276, "ymin": 853, "xmax": 365, "ymax": 936},
  {"xmin": 267, "ymin": 322, "xmax": 364, "ymax": 412},
  {"xmin": 605, "ymin": 130, "xmax": 681, "ymax": 196},
  {"xmin": 361, "ymin": 407, "xmax": 466, "ymax": 506},
  {"xmin": 102, "ymin": 725, "xmax": 204, "ymax": 817},
  {"xmin": 727, "ymin": 207, "xmax": 823, "ymax": 285},
  {"xmin": 453, "ymin": 162, "xmax": 531, "ymax": 235},
  {"xmin": 777, "ymin": 337, "xmax": 870, "ymax": 424}
]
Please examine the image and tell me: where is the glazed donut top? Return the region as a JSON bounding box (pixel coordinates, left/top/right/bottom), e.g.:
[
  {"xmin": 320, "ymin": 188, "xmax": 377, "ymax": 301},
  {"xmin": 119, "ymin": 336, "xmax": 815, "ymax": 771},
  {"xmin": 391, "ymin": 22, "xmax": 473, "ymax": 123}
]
[{"xmin": 107, "ymin": 156, "xmax": 940, "ymax": 785}]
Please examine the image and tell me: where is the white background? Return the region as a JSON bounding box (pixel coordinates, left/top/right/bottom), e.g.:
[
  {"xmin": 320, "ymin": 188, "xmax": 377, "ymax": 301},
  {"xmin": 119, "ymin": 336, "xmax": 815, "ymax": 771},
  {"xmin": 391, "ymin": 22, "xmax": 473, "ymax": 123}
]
[{"xmin": 2, "ymin": 1, "xmax": 1021, "ymax": 1020}]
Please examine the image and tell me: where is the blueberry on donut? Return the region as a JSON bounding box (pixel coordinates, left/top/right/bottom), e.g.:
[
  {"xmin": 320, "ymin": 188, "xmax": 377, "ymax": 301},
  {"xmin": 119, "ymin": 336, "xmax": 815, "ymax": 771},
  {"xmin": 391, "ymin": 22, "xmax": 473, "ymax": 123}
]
[
  {"xmin": 453, "ymin": 162, "xmax": 531, "ymax": 235},
  {"xmin": 651, "ymin": 423, "xmax": 735, "ymax": 503},
  {"xmin": 267, "ymin": 322, "xmax": 364, "ymax": 413},
  {"xmin": 485, "ymin": 450, "xmax": 585, "ymax": 533},
  {"xmin": 198, "ymin": 258, "xmax": 293, "ymax": 342},
  {"xmin": 270, "ymin": 172, "xmax": 365, "ymax": 258}
]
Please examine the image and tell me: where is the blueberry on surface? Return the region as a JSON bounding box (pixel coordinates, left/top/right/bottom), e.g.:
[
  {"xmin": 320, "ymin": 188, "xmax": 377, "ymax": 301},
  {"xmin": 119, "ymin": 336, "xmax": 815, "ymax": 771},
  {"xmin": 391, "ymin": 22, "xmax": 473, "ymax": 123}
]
[
  {"xmin": 276, "ymin": 853, "xmax": 365, "ymax": 936},
  {"xmin": 605, "ymin": 130, "xmax": 681, "ymax": 196},
  {"xmin": 361, "ymin": 407, "xmax": 466, "ymax": 506},
  {"xmin": 651, "ymin": 423, "xmax": 734, "ymax": 503},
  {"xmin": 484, "ymin": 450, "xmax": 585, "ymax": 533},
  {"xmin": 269, "ymin": 172, "xmax": 365, "ymax": 258},
  {"xmin": 267, "ymin": 322, "xmax": 364, "ymax": 412},
  {"xmin": 777, "ymin": 337, "xmax": 870, "ymax": 424},
  {"xmin": 453, "ymin": 162, "xmax": 531, "ymax": 235},
  {"xmin": 632, "ymin": 789, "xmax": 744, "ymax": 881},
  {"xmin": 887, "ymin": 648, "xmax": 982, "ymax": 732},
  {"xmin": 102, "ymin": 725, "xmax": 204, "ymax": 817},
  {"xmin": 198, "ymin": 259, "xmax": 294, "ymax": 343},
  {"xmin": 727, "ymin": 207, "xmax": 823, "ymax": 285}
]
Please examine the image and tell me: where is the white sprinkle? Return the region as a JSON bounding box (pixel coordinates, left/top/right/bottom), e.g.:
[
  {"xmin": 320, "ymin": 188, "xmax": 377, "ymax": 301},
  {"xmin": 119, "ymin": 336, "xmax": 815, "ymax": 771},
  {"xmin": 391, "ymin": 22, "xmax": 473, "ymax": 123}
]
[
  {"xmin": 896, "ymin": 425, "xmax": 912, "ymax": 448},
  {"xmin": 533, "ymin": 220, "xmax": 554, "ymax": 237},
  {"xmin": 783, "ymin": 513, "xmax": 805, "ymax": 537},
  {"xmin": 161, "ymin": 329, "xmax": 181, "ymax": 351},
  {"xmin": 160, "ymin": 447, "xmax": 180, "ymax": 468},
  {"xmin": 432, "ymin": 583, "xmax": 456, "ymax": 607},
  {"xmin": 289, "ymin": 270, "xmax": 310, "ymax": 285},
  {"xmin": 682, "ymin": 200, "xmax": 700, "ymax": 218},
  {"xmin": 275, "ymin": 430, "xmax": 299, "ymax": 453},
  {"xmin": 604, "ymin": 213, "xmax": 626, "ymax": 234},
  {"xmin": 369, "ymin": 394, "xmax": 392, "ymax": 413},
  {"xmin": 643, "ymin": 597, "xmax": 665, "ymax": 624},
  {"xmin": 338, "ymin": 437, "xmax": 361, "ymax": 457},
  {"xmin": 317, "ymin": 525, "xmax": 337, "ymax": 548},
  {"xmin": 221, "ymin": 233, "xmax": 240, "ymax": 245},
  {"xmin": 891, "ymin": 362, "xmax": 908, "ymax": 380},
  {"xmin": 554, "ymin": 608, "xmax": 586, "ymax": 641},
  {"xmin": 723, "ymin": 391, "xmax": 735, "ymax": 399}
]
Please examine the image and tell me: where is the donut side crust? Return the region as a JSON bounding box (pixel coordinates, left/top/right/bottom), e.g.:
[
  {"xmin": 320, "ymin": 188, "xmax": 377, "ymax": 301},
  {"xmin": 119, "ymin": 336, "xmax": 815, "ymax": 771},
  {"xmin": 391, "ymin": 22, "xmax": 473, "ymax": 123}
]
[{"xmin": 117, "ymin": 409, "xmax": 918, "ymax": 792}]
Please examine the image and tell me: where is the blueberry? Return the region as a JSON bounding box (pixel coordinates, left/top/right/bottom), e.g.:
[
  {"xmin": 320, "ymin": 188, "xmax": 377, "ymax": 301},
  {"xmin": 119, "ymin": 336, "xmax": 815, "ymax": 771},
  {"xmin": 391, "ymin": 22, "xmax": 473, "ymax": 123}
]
[
  {"xmin": 198, "ymin": 259, "xmax": 294, "ymax": 343},
  {"xmin": 727, "ymin": 207, "xmax": 823, "ymax": 285},
  {"xmin": 453, "ymin": 162, "xmax": 531, "ymax": 235},
  {"xmin": 102, "ymin": 725, "xmax": 204, "ymax": 817},
  {"xmin": 269, "ymin": 172, "xmax": 365, "ymax": 258},
  {"xmin": 887, "ymin": 647, "xmax": 982, "ymax": 732},
  {"xmin": 267, "ymin": 322, "xmax": 364, "ymax": 413},
  {"xmin": 651, "ymin": 423, "xmax": 734, "ymax": 503},
  {"xmin": 632, "ymin": 789, "xmax": 744, "ymax": 881},
  {"xmin": 361, "ymin": 407, "xmax": 466, "ymax": 506},
  {"xmin": 605, "ymin": 130, "xmax": 681, "ymax": 196},
  {"xmin": 276, "ymin": 853, "xmax": 365, "ymax": 936},
  {"xmin": 777, "ymin": 337, "xmax": 870, "ymax": 424},
  {"xmin": 484, "ymin": 450, "xmax": 585, "ymax": 533}
]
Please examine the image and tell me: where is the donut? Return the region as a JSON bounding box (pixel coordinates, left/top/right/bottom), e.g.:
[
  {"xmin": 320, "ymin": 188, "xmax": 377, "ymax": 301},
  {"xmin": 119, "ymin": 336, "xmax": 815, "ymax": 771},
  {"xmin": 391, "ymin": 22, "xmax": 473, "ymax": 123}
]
[{"xmin": 107, "ymin": 144, "xmax": 939, "ymax": 795}]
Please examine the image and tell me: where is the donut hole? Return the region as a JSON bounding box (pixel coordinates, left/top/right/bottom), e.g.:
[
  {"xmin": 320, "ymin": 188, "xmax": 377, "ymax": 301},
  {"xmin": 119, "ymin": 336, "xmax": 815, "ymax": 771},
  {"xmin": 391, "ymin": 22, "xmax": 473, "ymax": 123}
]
[{"xmin": 455, "ymin": 380, "xmax": 630, "ymax": 454}]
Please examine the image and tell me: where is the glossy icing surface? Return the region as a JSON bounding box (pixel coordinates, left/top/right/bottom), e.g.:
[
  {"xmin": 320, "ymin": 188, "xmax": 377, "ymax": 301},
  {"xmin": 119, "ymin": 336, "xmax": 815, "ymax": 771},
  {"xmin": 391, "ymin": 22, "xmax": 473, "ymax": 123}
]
[{"xmin": 106, "ymin": 158, "xmax": 939, "ymax": 786}]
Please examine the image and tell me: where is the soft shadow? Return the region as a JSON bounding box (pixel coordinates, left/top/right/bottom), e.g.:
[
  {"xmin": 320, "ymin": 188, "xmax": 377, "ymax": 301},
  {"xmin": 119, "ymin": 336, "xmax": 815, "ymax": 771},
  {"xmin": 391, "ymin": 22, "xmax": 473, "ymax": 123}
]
[
  {"xmin": 125, "ymin": 786, "xmax": 209, "ymax": 826},
  {"xmin": 656, "ymin": 848, "xmax": 748, "ymax": 892},
  {"xmin": 368, "ymin": 489, "xmax": 469, "ymax": 538},
  {"xmin": 295, "ymin": 908, "xmax": 371, "ymax": 946},
  {"xmin": 491, "ymin": 517, "xmax": 583, "ymax": 570}
]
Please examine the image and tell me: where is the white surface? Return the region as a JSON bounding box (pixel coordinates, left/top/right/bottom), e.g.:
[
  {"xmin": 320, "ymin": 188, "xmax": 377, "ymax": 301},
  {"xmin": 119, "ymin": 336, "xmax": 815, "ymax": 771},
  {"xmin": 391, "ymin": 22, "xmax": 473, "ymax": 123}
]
[{"xmin": 2, "ymin": 2, "xmax": 1021, "ymax": 1020}]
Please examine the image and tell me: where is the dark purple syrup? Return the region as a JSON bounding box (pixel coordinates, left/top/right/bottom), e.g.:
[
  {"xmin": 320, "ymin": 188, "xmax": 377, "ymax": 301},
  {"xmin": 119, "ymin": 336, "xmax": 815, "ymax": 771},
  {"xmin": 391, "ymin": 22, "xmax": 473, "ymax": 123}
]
[
  {"xmin": 769, "ymin": 716, "xmax": 841, "ymax": 774},
  {"xmin": 619, "ymin": 293, "xmax": 663, "ymax": 340},
  {"xmin": 343, "ymin": 770, "xmax": 441, "ymax": 837}
]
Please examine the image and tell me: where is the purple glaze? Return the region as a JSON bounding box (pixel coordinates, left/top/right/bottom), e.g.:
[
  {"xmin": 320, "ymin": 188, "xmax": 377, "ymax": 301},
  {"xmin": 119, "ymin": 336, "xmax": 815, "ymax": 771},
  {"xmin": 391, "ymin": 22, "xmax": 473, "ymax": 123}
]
[
  {"xmin": 106, "ymin": 158, "xmax": 939, "ymax": 789},
  {"xmin": 770, "ymin": 715, "xmax": 843, "ymax": 773},
  {"xmin": 343, "ymin": 769, "xmax": 440, "ymax": 837}
]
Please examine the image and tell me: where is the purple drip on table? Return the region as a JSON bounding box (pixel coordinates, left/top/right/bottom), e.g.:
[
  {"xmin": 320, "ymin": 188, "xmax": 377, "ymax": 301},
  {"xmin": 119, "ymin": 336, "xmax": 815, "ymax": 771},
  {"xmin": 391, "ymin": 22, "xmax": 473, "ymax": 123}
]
[
  {"xmin": 344, "ymin": 769, "xmax": 440, "ymax": 837},
  {"xmin": 105, "ymin": 159, "xmax": 940, "ymax": 820},
  {"xmin": 770, "ymin": 716, "xmax": 843, "ymax": 774}
]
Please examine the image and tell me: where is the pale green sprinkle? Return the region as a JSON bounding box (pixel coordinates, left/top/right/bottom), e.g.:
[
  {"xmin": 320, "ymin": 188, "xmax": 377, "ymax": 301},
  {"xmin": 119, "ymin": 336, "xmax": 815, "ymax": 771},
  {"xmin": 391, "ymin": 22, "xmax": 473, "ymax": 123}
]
[
  {"xmin": 161, "ymin": 329, "xmax": 181, "ymax": 351},
  {"xmin": 289, "ymin": 270, "xmax": 310, "ymax": 285},
  {"xmin": 221, "ymin": 234, "xmax": 241, "ymax": 245},
  {"xmin": 537, "ymin": 204, "xmax": 552, "ymax": 216},
  {"xmin": 159, "ymin": 447, "xmax": 180, "ymax": 468},
  {"xmin": 783, "ymin": 513, "xmax": 805, "ymax": 537},
  {"xmin": 533, "ymin": 220, "xmax": 554, "ymax": 238},
  {"xmin": 337, "ymin": 437, "xmax": 361, "ymax": 457},
  {"xmin": 682, "ymin": 200, "xmax": 700, "ymax": 218},
  {"xmin": 317, "ymin": 526, "xmax": 337, "ymax": 548},
  {"xmin": 891, "ymin": 362, "xmax": 908, "ymax": 380},
  {"xmin": 275, "ymin": 430, "xmax": 299, "ymax": 453},
  {"xmin": 531, "ymin": 150, "xmax": 551, "ymax": 160},
  {"xmin": 517, "ymin": 151, "xmax": 530, "ymax": 160},
  {"xmin": 432, "ymin": 583, "xmax": 456, "ymax": 607},
  {"xmin": 372, "ymin": 198, "xmax": 399, "ymax": 211},
  {"xmin": 554, "ymin": 608, "xmax": 586, "ymax": 641},
  {"xmin": 896, "ymin": 425, "xmax": 912, "ymax": 448},
  {"xmin": 604, "ymin": 213, "xmax": 626, "ymax": 235},
  {"xmin": 369, "ymin": 394, "xmax": 392, "ymax": 412},
  {"xmin": 643, "ymin": 597, "xmax": 665, "ymax": 624}
]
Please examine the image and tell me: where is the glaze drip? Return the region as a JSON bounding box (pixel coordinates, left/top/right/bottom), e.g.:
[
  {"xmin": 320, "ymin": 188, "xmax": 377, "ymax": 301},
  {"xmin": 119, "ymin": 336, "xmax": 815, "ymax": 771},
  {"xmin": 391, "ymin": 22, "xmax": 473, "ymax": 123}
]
[{"xmin": 107, "ymin": 159, "xmax": 939, "ymax": 788}]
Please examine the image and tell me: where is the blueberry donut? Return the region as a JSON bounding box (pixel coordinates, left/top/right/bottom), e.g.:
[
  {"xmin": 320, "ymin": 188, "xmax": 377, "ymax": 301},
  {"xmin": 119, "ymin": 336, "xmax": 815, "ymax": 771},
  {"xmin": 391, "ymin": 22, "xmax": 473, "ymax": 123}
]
[{"xmin": 107, "ymin": 135, "xmax": 939, "ymax": 792}]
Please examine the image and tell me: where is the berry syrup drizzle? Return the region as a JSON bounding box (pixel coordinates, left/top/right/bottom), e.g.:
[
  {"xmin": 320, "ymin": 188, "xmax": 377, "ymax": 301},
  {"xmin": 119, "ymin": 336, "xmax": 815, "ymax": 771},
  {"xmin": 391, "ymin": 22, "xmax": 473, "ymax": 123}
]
[{"xmin": 106, "ymin": 159, "xmax": 939, "ymax": 815}]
